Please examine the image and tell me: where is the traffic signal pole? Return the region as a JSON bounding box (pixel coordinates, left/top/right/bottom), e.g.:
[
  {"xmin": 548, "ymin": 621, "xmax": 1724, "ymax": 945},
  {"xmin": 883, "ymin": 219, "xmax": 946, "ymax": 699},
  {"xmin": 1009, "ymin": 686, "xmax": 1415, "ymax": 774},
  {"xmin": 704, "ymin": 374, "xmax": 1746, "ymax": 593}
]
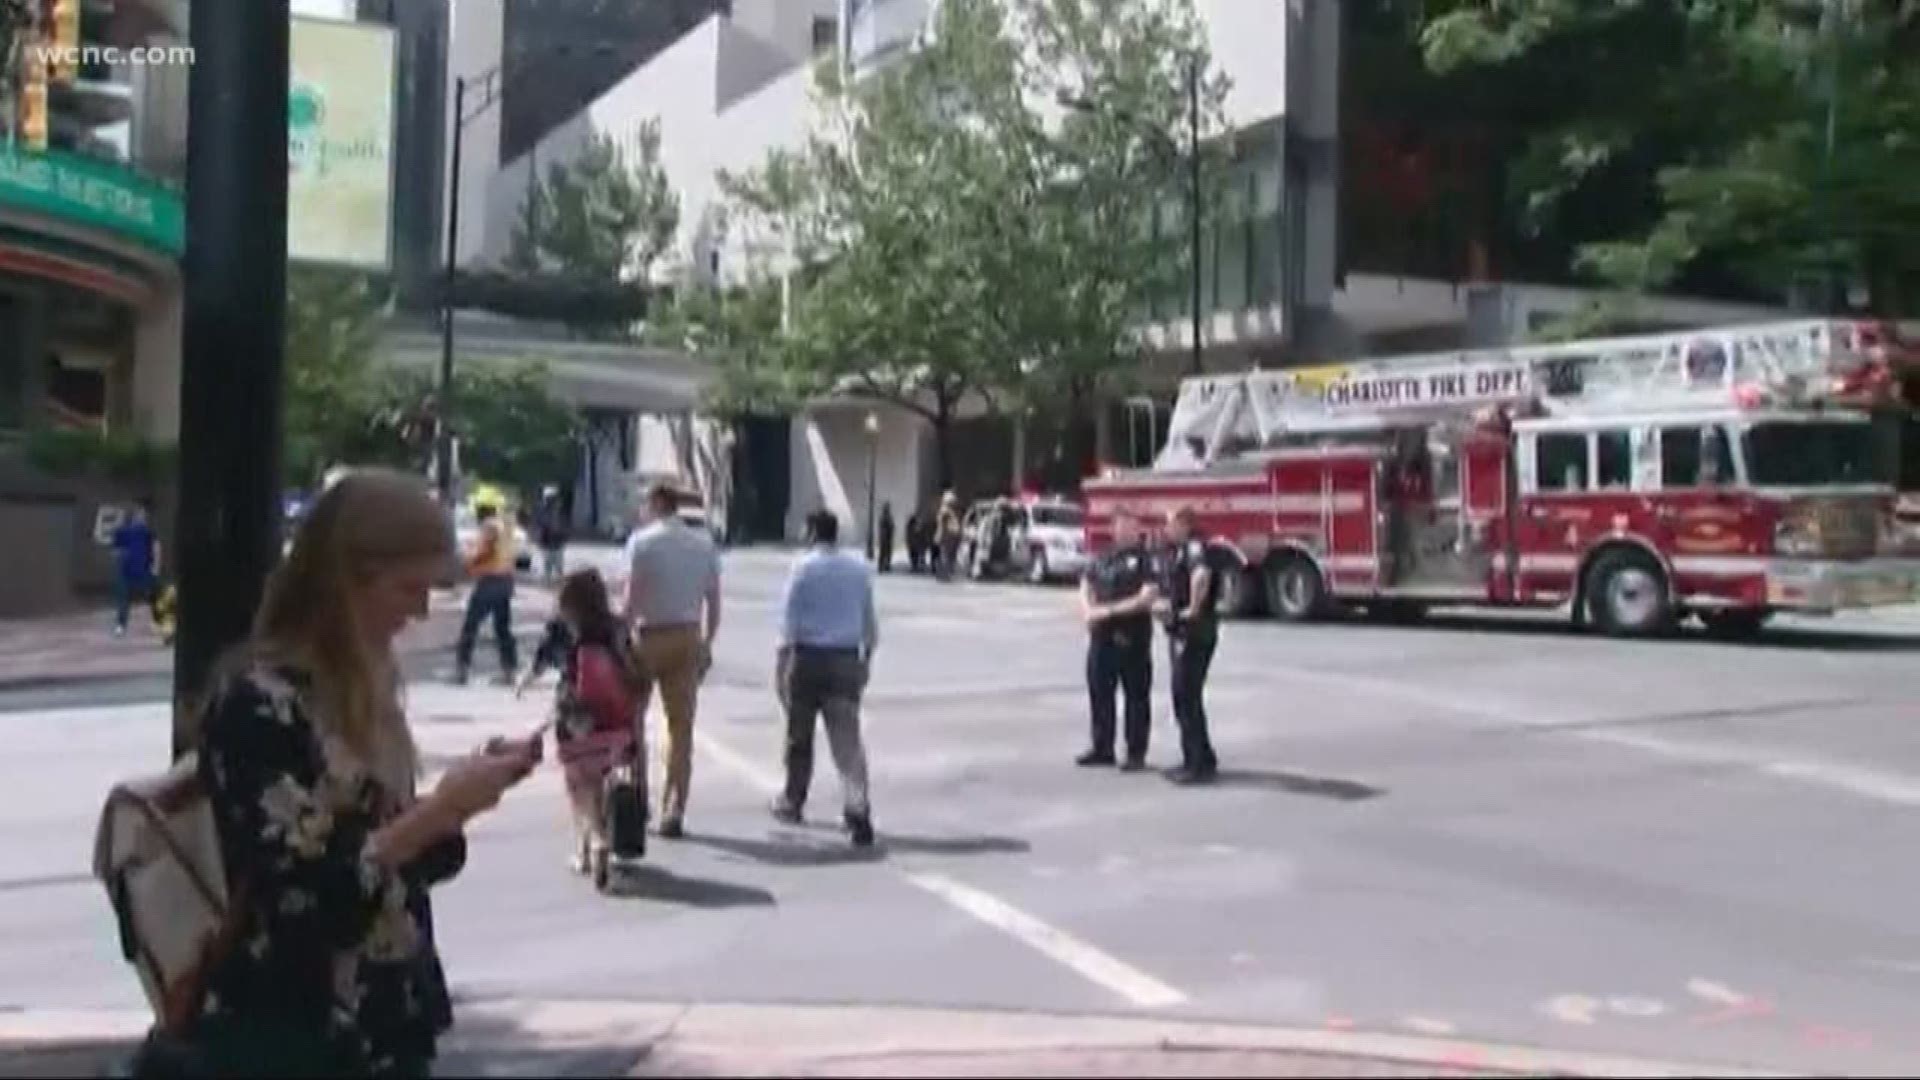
[{"xmin": 172, "ymin": 0, "xmax": 291, "ymax": 755}]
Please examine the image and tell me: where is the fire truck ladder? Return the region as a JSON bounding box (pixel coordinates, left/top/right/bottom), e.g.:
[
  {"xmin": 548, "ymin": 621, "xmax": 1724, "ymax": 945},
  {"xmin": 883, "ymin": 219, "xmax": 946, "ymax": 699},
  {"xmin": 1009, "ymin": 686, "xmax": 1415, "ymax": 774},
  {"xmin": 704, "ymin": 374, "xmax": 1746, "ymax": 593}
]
[{"xmin": 1153, "ymin": 319, "xmax": 1886, "ymax": 469}]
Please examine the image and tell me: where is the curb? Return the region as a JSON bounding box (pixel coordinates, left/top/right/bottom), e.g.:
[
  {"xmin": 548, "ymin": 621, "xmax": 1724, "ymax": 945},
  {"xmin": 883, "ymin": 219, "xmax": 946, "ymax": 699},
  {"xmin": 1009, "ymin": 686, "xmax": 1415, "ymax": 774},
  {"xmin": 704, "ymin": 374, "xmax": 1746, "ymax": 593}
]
[
  {"xmin": 0, "ymin": 621, "xmax": 552, "ymax": 696},
  {"xmin": 0, "ymin": 1002, "xmax": 1794, "ymax": 1079}
]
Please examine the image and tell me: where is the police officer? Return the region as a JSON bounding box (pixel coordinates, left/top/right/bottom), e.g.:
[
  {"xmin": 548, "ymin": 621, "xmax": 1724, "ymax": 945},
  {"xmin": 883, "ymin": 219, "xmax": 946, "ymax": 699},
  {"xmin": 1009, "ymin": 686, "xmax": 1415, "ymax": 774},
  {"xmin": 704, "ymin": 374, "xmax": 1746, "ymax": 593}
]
[
  {"xmin": 1156, "ymin": 507, "xmax": 1220, "ymax": 784},
  {"xmin": 1077, "ymin": 515, "xmax": 1160, "ymax": 770}
]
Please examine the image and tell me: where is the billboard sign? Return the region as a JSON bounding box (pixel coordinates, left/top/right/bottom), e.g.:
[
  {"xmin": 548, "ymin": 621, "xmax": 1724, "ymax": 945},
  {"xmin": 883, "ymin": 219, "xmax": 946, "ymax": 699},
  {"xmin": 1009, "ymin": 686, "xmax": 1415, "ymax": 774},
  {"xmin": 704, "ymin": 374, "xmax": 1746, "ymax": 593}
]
[{"xmin": 288, "ymin": 16, "xmax": 396, "ymax": 270}]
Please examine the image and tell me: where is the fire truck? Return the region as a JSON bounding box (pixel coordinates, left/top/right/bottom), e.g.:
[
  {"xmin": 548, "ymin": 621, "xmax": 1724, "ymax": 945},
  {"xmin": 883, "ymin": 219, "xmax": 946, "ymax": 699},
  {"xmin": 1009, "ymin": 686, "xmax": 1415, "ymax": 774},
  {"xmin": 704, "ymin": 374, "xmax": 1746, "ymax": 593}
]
[{"xmin": 1082, "ymin": 319, "xmax": 1920, "ymax": 637}]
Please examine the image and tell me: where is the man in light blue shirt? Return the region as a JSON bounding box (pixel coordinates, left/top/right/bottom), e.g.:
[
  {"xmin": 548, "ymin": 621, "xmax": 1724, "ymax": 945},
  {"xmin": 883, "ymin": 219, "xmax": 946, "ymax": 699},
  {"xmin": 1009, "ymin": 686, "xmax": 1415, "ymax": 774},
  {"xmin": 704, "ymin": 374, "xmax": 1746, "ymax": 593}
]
[{"xmin": 772, "ymin": 510, "xmax": 879, "ymax": 846}]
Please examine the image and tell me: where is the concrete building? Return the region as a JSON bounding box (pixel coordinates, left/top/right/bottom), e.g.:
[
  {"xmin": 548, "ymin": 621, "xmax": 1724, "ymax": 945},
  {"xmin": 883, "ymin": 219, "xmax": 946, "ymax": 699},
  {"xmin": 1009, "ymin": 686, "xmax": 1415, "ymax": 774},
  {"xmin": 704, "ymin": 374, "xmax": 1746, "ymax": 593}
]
[
  {"xmin": 478, "ymin": 0, "xmax": 1341, "ymax": 542},
  {"xmin": 0, "ymin": 0, "xmax": 190, "ymax": 614}
]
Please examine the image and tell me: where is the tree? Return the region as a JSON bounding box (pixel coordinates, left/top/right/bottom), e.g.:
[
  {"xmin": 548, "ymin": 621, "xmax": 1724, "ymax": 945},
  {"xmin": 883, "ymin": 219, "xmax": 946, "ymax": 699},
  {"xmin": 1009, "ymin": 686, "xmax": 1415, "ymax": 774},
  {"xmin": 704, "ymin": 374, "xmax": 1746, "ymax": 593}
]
[
  {"xmin": 282, "ymin": 265, "xmax": 410, "ymax": 485},
  {"xmin": 503, "ymin": 120, "xmax": 680, "ymax": 336},
  {"xmin": 1014, "ymin": 0, "xmax": 1228, "ymax": 477},
  {"xmin": 1415, "ymin": 0, "xmax": 1920, "ymax": 321},
  {"xmin": 385, "ymin": 361, "xmax": 582, "ymax": 495},
  {"xmin": 651, "ymin": 274, "xmax": 813, "ymax": 418},
  {"xmin": 718, "ymin": 0, "xmax": 1223, "ymax": 487}
]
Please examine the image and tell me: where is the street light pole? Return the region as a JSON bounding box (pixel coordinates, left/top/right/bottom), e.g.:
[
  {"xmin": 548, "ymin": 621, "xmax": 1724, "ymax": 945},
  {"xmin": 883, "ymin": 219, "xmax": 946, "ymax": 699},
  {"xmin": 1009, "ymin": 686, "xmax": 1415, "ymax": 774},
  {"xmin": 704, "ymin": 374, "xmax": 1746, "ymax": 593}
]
[
  {"xmin": 1185, "ymin": 55, "xmax": 1204, "ymax": 377},
  {"xmin": 435, "ymin": 43, "xmax": 612, "ymax": 507},
  {"xmin": 436, "ymin": 73, "xmax": 466, "ymax": 507},
  {"xmin": 864, "ymin": 412, "xmax": 880, "ymax": 560}
]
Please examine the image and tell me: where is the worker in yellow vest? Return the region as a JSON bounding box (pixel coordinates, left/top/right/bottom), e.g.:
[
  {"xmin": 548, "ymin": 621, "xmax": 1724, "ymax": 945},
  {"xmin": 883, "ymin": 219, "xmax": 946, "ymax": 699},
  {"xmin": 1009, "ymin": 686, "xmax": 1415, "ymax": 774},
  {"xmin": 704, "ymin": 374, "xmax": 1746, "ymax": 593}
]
[{"xmin": 453, "ymin": 499, "xmax": 520, "ymax": 685}]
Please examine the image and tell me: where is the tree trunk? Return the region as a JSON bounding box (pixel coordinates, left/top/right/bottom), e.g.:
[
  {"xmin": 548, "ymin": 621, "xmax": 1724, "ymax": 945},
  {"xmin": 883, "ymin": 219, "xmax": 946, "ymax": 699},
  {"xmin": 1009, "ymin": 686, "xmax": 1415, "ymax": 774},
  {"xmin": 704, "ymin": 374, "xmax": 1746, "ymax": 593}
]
[
  {"xmin": 1862, "ymin": 243, "xmax": 1906, "ymax": 320},
  {"xmin": 1060, "ymin": 382, "xmax": 1094, "ymax": 494},
  {"xmin": 932, "ymin": 397, "xmax": 956, "ymax": 494}
]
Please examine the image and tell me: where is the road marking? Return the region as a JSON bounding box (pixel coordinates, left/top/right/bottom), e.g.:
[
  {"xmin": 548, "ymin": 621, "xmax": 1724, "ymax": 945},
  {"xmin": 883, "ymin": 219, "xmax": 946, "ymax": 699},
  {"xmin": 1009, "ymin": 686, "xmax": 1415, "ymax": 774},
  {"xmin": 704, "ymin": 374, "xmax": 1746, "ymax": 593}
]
[
  {"xmin": 1686, "ymin": 978, "xmax": 1773, "ymax": 1027},
  {"xmin": 1403, "ymin": 1016, "xmax": 1457, "ymax": 1036},
  {"xmin": 695, "ymin": 729, "xmax": 784, "ymax": 794},
  {"xmin": 1268, "ymin": 662, "xmax": 1920, "ymax": 811},
  {"xmin": 1761, "ymin": 760, "xmax": 1920, "ymax": 806},
  {"xmin": 1859, "ymin": 957, "xmax": 1920, "ymax": 976},
  {"xmin": 1593, "ymin": 729, "xmax": 1920, "ymax": 807},
  {"xmin": 1541, "ymin": 995, "xmax": 1600, "ymax": 1025},
  {"xmin": 905, "ymin": 870, "xmax": 1188, "ymax": 1009},
  {"xmin": 694, "ymin": 727, "xmax": 1189, "ymax": 1010},
  {"xmin": 1687, "ymin": 978, "xmax": 1747, "ymax": 1006},
  {"xmin": 1606, "ymin": 996, "xmax": 1666, "ymax": 1018},
  {"xmin": 1802, "ymin": 1024, "xmax": 1872, "ymax": 1049}
]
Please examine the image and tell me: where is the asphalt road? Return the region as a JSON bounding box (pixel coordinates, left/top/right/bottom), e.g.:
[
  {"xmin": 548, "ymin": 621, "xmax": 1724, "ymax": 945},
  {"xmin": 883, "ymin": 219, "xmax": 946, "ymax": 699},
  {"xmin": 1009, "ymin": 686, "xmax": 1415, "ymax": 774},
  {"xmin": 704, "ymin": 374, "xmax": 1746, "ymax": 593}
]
[{"xmin": 4, "ymin": 547, "xmax": 1919, "ymax": 1075}]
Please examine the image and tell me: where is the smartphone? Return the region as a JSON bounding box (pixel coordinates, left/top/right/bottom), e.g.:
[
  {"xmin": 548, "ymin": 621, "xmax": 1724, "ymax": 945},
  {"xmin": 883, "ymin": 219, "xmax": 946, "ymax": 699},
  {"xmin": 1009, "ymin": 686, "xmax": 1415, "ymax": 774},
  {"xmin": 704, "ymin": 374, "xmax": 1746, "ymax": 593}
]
[{"xmin": 486, "ymin": 720, "xmax": 552, "ymax": 764}]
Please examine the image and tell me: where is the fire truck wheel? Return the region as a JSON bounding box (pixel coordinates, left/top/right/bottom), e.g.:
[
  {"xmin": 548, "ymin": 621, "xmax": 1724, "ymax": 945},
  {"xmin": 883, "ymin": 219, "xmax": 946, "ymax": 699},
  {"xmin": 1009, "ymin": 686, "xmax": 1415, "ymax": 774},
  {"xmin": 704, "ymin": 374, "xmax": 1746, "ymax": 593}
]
[
  {"xmin": 1217, "ymin": 565, "xmax": 1261, "ymax": 619},
  {"xmin": 1587, "ymin": 549, "xmax": 1674, "ymax": 637},
  {"xmin": 1265, "ymin": 557, "xmax": 1326, "ymax": 622}
]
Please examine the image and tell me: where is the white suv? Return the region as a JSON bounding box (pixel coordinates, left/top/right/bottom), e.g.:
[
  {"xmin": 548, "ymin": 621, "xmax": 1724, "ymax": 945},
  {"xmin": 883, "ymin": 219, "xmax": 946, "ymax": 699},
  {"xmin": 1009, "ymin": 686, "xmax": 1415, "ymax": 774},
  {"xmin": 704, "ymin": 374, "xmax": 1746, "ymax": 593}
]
[{"xmin": 1014, "ymin": 500, "xmax": 1088, "ymax": 583}]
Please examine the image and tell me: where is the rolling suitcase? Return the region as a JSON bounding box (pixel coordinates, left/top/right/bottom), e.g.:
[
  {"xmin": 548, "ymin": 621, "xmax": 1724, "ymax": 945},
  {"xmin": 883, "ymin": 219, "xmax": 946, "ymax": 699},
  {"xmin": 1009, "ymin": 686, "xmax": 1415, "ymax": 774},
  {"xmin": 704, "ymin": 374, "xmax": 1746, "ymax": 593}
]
[{"xmin": 595, "ymin": 760, "xmax": 647, "ymax": 892}]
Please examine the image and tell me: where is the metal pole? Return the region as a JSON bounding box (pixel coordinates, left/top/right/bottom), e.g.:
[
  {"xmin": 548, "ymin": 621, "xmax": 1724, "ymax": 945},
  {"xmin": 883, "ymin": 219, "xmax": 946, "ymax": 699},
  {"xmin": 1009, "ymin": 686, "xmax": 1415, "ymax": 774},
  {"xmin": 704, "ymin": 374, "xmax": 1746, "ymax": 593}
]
[
  {"xmin": 528, "ymin": 138, "xmax": 539, "ymax": 251},
  {"xmin": 1187, "ymin": 56, "xmax": 1204, "ymax": 377},
  {"xmin": 865, "ymin": 430, "xmax": 878, "ymax": 560},
  {"xmin": 173, "ymin": 0, "xmax": 290, "ymax": 754},
  {"xmin": 437, "ymin": 75, "xmax": 465, "ymax": 505},
  {"xmin": 1819, "ymin": 0, "xmax": 1842, "ymax": 313}
]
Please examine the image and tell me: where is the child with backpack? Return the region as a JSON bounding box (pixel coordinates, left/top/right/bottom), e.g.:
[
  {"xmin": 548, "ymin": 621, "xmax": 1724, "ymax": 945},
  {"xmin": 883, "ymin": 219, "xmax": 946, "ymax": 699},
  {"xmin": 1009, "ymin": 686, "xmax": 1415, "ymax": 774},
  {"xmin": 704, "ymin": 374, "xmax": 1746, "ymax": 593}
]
[{"xmin": 518, "ymin": 569, "xmax": 646, "ymax": 886}]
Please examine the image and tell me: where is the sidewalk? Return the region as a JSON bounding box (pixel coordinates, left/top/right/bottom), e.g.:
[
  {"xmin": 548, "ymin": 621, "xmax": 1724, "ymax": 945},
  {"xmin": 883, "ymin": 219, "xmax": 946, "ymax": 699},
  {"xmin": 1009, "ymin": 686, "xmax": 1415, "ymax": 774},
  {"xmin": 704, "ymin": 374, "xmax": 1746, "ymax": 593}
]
[
  {"xmin": 0, "ymin": 1001, "xmax": 1788, "ymax": 1079},
  {"xmin": 0, "ymin": 585, "xmax": 556, "ymax": 691}
]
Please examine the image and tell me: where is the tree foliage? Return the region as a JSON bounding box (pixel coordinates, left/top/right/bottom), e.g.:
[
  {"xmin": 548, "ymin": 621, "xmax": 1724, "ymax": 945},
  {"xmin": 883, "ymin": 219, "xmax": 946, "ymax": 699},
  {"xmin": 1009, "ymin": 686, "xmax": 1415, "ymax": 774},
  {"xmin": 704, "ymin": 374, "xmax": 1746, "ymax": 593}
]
[
  {"xmin": 650, "ymin": 275, "xmax": 813, "ymax": 418},
  {"xmin": 442, "ymin": 363, "xmax": 583, "ymax": 494},
  {"xmin": 1413, "ymin": 0, "xmax": 1920, "ymax": 318},
  {"xmin": 282, "ymin": 267, "xmax": 580, "ymax": 493},
  {"xmin": 709, "ymin": 0, "xmax": 1224, "ymax": 483},
  {"xmin": 504, "ymin": 120, "xmax": 680, "ymax": 334},
  {"xmin": 283, "ymin": 265, "xmax": 409, "ymax": 485}
]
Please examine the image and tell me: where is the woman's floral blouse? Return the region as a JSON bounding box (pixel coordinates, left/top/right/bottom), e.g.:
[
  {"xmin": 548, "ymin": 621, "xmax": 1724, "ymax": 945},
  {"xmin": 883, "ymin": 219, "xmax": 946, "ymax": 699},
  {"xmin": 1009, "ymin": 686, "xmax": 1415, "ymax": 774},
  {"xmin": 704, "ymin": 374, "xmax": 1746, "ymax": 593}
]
[{"xmin": 197, "ymin": 662, "xmax": 462, "ymax": 1074}]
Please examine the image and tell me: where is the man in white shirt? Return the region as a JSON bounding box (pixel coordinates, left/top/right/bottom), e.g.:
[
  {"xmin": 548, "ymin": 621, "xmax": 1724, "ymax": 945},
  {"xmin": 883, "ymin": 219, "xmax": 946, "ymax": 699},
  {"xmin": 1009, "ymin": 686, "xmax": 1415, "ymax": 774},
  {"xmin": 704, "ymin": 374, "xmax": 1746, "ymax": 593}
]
[
  {"xmin": 771, "ymin": 510, "xmax": 878, "ymax": 847},
  {"xmin": 623, "ymin": 482, "xmax": 722, "ymax": 839}
]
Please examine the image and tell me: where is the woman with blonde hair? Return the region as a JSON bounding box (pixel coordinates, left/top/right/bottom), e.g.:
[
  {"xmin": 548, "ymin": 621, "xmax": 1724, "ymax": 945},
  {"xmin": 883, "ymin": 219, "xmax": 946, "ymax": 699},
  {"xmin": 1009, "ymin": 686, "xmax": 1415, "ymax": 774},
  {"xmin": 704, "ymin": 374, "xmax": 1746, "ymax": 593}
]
[{"xmin": 186, "ymin": 469, "xmax": 539, "ymax": 1077}]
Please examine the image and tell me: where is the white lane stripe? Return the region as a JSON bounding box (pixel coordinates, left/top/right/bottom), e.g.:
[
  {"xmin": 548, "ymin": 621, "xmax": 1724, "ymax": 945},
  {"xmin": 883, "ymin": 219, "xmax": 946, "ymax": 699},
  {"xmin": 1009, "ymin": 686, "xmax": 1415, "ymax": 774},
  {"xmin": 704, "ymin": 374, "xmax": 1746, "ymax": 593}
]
[
  {"xmin": 694, "ymin": 729, "xmax": 784, "ymax": 794},
  {"xmin": 694, "ymin": 727, "xmax": 1190, "ymax": 1010},
  {"xmin": 1586, "ymin": 730, "xmax": 1920, "ymax": 806},
  {"xmin": 1268, "ymin": 664, "xmax": 1920, "ymax": 810},
  {"xmin": 1403, "ymin": 1016, "xmax": 1457, "ymax": 1036},
  {"xmin": 905, "ymin": 870, "xmax": 1188, "ymax": 1009},
  {"xmin": 1761, "ymin": 759, "xmax": 1920, "ymax": 806},
  {"xmin": 1687, "ymin": 978, "xmax": 1748, "ymax": 1005},
  {"xmin": 1587, "ymin": 727, "xmax": 1920, "ymax": 805}
]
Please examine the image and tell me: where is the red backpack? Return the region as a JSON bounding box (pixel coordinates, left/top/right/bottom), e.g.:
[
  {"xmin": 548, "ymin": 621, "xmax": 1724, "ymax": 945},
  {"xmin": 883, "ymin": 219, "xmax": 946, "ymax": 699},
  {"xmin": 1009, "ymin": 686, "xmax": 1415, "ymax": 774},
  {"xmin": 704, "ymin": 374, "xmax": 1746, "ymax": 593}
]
[{"xmin": 574, "ymin": 642, "xmax": 637, "ymax": 732}]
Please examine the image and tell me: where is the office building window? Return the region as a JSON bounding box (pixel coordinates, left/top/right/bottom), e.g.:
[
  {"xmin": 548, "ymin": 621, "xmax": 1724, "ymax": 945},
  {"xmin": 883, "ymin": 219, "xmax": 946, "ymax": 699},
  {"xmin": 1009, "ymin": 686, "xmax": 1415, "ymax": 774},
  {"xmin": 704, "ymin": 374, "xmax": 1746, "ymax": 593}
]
[
  {"xmin": 1212, "ymin": 169, "xmax": 1250, "ymax": 312},
  {"xmin": 813, "ymin": 17, "xmax": 838, "ymax": 54},
  {"xmin": 1250, "ymin": 160, "xmax": 1283, "ymax": 306}
]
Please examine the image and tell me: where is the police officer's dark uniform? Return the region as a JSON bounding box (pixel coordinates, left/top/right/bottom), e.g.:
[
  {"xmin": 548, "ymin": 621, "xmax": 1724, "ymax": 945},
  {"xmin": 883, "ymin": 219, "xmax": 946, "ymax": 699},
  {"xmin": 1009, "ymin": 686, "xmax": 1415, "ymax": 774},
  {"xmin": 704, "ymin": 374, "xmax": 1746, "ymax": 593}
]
[
  {"xmin": 1078, "ymin": 539, "xmax": 1158, "ymax": 769},
  {"xmin": 1161, "ymin": 536, "xmax": 1221, "ymax": 782}
]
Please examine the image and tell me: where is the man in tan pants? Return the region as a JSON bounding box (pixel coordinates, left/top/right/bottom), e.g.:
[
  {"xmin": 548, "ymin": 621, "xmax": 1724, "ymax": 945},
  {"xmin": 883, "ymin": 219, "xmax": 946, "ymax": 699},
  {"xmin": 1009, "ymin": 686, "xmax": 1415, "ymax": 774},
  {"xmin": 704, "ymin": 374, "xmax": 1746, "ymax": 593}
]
[{"xmin": 623, "ymin": 482, "xmax": 722, "ymax": 838}]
